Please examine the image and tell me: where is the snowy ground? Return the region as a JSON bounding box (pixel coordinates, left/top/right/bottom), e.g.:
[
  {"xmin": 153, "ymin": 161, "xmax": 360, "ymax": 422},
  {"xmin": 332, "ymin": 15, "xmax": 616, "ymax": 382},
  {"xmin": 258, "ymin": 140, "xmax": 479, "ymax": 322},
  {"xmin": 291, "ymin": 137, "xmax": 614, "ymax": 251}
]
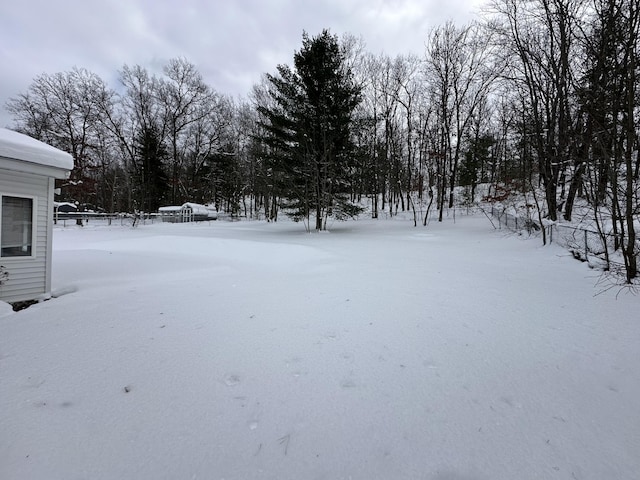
[{"xmin": 1, "ymin": 214, "xmax": 638, "ymax": 480}]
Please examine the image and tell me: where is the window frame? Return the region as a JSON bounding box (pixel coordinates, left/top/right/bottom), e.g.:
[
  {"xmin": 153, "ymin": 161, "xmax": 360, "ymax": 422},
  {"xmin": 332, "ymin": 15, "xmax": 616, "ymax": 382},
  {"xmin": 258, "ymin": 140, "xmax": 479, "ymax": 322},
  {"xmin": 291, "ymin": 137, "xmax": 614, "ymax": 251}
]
[{"xmin": 0, "ymin": 193, "xmax": 38, "ymax": 259}]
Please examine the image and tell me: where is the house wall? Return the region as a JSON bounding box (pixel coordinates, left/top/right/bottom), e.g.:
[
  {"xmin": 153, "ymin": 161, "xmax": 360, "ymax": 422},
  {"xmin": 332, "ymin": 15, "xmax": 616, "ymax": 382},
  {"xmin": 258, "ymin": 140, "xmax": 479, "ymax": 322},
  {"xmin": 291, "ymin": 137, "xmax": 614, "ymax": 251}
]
[{"xmin": 0, "ymin": 167, "xmax": 52, "ymax": 303}]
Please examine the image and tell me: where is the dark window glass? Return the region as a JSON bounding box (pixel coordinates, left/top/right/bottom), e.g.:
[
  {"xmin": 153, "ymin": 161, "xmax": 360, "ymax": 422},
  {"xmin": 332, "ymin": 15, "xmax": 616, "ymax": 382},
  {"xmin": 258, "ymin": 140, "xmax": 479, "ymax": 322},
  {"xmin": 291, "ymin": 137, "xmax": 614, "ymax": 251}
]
[{"xmin": 1, "ymin": 196, "xmax": 33, "ymax": 257}]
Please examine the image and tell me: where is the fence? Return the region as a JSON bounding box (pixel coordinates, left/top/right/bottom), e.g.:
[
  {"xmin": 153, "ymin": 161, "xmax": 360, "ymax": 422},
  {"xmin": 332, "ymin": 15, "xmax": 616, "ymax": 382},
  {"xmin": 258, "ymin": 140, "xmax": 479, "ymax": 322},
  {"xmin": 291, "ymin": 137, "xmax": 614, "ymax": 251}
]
[
  {"xmin": 489, "ymin": 206, "xmax": 638, "ymax": 271},
  {"xmin": 489, "ymin": 206, "xmax": 541, "ymax": 235},
  {"xmin": 548, "ymin": 224, "xmax": 619, "ymax": 263},
  {"xmin": 53, "ymin": 212, "xmax": 160, "ymax": 227},
  {"xmin": 53, "ymin": 211, "xmax": 231, "ymax": 227}
]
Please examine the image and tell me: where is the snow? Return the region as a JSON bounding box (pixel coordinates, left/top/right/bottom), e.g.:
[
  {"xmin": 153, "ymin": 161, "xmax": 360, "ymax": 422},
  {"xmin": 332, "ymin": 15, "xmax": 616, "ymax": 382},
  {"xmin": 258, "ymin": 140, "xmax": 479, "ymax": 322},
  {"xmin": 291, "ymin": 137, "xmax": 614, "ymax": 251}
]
[
  {"xmin": 53, "ymin": 202, "xmax": 78, "ymax": 210},
  {"xmin": 159, "ymin": 203, "xmax": 217, "ymax": 220},
  {"xmin": 158, "ymin": 205, "xmax": 182, "ymax": 212},
  {"xmin": 182, "ymin": 202, "xmax": 210, "ymax": 216},
  {"xmin": 0, "ymin": 128, "xmax": 74, "ymax": 171},
  {"xmin": 0, "ymin": 301, "xmax": 13, "ymax": 318},
  {"xmin": 1, "ymin": 214, "xmax": 638, "ymax": 480},
  {"xmin": 159, "ymin": 203, "xmax": 210, "ymax": 215}
]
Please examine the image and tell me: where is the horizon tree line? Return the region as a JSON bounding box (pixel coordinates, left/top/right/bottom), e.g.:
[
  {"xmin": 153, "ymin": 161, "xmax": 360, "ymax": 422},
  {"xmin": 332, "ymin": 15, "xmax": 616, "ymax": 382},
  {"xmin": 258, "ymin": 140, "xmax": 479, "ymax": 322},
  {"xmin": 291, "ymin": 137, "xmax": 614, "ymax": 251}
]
[{"xmin": 4, "ymin": 0, "xmax": 639, "ymax": 279}]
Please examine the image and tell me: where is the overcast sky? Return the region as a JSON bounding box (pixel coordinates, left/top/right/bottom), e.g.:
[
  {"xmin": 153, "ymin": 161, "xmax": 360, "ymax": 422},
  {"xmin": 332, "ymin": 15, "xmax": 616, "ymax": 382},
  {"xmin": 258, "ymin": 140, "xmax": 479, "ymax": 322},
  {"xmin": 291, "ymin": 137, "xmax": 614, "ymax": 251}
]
[{"xmin": 0, "ymin": 0, "xmax": 484, "ymax": 127}]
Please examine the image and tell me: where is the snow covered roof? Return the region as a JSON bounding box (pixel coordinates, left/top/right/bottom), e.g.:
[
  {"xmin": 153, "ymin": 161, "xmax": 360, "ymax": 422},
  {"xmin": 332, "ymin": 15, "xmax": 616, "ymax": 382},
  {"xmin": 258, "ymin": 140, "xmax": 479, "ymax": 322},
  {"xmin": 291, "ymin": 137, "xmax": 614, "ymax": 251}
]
[
  {"xmin": 0, "ymin": 128, "xmax": 74, "ymax": 171},
  {"xmin": 159, "ymin": 204, "xmax": 209, "ymax": 213},
  {"xmin": 53, "ymin": 202, "xmax": 78, "ymax": 210},
  {"xmin": 182, "ymin": 203, "xmax": 210, "ymax": 215}
]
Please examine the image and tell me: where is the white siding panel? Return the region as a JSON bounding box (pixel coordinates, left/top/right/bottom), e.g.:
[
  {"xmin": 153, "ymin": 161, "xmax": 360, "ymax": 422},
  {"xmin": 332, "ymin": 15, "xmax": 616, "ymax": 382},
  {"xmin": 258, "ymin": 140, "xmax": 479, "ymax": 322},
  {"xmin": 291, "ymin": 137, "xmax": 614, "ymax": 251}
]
[{"xmin": 0, "ymin": 168, "xmax": 50, "ymax": 302}]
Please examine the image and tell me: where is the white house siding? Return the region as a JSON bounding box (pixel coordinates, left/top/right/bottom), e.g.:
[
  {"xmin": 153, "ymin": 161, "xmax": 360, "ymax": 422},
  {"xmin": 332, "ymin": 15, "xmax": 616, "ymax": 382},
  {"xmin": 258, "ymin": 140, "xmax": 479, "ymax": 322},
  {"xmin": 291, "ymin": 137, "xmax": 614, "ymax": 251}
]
[{"xmin": 0, "ymin": 167, "xmax": 51, "ymax": 302}]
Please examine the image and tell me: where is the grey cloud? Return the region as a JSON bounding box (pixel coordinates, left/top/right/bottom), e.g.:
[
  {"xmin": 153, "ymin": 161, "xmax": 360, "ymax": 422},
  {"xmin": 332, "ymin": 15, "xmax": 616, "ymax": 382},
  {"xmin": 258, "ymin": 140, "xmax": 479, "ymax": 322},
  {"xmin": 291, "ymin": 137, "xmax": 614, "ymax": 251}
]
[{"xmin": 0, "ymin": 0, "xmax": 482, "ymax": 126}]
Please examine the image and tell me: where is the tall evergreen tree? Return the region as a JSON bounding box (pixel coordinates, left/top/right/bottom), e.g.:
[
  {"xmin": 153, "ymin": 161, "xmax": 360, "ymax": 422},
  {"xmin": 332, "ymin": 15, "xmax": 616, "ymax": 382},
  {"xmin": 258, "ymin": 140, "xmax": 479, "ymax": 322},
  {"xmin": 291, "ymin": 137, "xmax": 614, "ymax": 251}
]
[
  {"xmin": 257, "ymin": 30, "xmax": 363, "ymax": 230},
  {"xmin": 133, "ymin": 124, "xmax": 169, "ymax": 213}
]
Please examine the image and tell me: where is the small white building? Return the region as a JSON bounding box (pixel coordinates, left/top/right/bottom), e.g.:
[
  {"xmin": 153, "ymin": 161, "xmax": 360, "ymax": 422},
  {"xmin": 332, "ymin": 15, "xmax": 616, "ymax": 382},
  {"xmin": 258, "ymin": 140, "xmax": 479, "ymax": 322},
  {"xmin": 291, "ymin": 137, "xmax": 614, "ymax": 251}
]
[
  {"xmin": 0, "ymin": 128, "xmax": 73, "ymax": 303},
  {"xmin": 53, "ymin": 201, "xmax": 78, "ymax": 213},
  {"xmin": 159, "ymin": 203, "xmax": 217, "ymax": 223}
]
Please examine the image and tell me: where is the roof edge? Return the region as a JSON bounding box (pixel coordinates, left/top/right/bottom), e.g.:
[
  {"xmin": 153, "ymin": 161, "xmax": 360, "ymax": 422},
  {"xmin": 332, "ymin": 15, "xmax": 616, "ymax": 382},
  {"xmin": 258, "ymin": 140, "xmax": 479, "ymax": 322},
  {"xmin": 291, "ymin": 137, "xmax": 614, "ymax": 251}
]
[{"xmin": 0, "ymin": 128, "xmax": 74, "ymax": 171}]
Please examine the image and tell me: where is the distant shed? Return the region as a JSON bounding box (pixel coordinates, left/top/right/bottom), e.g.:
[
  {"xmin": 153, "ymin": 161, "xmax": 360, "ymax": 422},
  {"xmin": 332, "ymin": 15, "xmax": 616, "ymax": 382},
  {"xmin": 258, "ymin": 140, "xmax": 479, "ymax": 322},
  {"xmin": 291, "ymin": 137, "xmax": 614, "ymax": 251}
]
[
  {"xmin": 0, "ymin": 128, "xmax": 73, "ymax": 303},
  {"xmin": 54, "ymin": 202, "xmax": 78, "ymax": 213},
  {"xmin": 159, "ymin": 203, "xmax": 217, "ymax": 223}
]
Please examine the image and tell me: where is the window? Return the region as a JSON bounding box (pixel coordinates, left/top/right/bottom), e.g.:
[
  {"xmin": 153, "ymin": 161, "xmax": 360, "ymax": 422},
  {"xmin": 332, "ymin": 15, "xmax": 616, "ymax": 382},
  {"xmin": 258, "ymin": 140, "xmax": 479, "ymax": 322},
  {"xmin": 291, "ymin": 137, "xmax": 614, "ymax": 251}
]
[{"xmin": 1, "ymin": 195, "xmax": 35, "ymax": 257}]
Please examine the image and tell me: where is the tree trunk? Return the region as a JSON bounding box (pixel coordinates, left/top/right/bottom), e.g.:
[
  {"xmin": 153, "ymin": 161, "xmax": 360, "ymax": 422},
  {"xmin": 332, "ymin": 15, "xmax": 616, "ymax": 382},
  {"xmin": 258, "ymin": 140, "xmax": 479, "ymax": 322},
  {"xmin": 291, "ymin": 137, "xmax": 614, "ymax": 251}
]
[{"xmin": 563, "ymin": 162, "xmax": 585, "ymax": 221}]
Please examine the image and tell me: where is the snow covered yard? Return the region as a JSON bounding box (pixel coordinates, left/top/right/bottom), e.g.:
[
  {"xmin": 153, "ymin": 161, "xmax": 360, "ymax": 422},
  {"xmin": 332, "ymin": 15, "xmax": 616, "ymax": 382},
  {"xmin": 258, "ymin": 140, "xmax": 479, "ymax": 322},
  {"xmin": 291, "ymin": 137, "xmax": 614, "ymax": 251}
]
[{"xmin": 1, "ymin": 215, "xmax": 638, "ymax": 480}]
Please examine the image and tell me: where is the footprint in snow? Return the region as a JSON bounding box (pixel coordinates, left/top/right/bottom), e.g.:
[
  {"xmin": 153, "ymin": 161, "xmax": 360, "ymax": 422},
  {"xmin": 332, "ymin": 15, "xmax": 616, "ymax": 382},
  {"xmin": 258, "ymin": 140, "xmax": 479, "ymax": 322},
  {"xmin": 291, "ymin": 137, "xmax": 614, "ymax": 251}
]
[
  {"xmin": 499, "ymin": 396, "xmax": 522, "ymax": 408},
  {"xmin": 247, "ymin": 402, "xmax": 262, "ymax": 430},
  {"xmin": 223, "ymin": 374, "xmax": 241, "ymax": 386},
  {"xmin": 285, "ymin": 358, "xmax": 307, "ymax": 378},
  {"xmin": 423, "ymin": 359, "xmax": 439, "ymax": 369}
]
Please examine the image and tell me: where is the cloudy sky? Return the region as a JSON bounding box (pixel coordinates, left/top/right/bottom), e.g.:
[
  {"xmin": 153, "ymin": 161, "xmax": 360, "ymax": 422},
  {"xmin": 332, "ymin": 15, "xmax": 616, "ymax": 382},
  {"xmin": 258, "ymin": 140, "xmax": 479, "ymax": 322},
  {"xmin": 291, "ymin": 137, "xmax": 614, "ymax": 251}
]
[{"xmin": 0, "ymin": 0, "xmax": 484, "ymax": 127}]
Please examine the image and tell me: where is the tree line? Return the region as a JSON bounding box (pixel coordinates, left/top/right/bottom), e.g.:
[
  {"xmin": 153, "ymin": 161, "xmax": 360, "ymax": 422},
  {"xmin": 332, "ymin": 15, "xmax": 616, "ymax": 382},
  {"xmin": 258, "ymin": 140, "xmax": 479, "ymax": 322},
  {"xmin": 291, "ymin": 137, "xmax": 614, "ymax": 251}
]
[{"xmin": 5, "ymin": 0, "xmax": 639, "ymax": 280}]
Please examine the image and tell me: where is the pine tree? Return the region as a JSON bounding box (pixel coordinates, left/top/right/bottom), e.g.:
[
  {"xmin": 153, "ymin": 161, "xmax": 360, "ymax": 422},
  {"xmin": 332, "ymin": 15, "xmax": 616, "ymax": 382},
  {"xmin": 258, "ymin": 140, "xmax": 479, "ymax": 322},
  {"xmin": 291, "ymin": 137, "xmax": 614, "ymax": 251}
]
[
  {"xmin": 257, "ymin": 30, "xmax": 363, "ymax": 230},
  {"xmin": 134, "ymin": 125, "xmax": 169, "ymax": 212}
]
